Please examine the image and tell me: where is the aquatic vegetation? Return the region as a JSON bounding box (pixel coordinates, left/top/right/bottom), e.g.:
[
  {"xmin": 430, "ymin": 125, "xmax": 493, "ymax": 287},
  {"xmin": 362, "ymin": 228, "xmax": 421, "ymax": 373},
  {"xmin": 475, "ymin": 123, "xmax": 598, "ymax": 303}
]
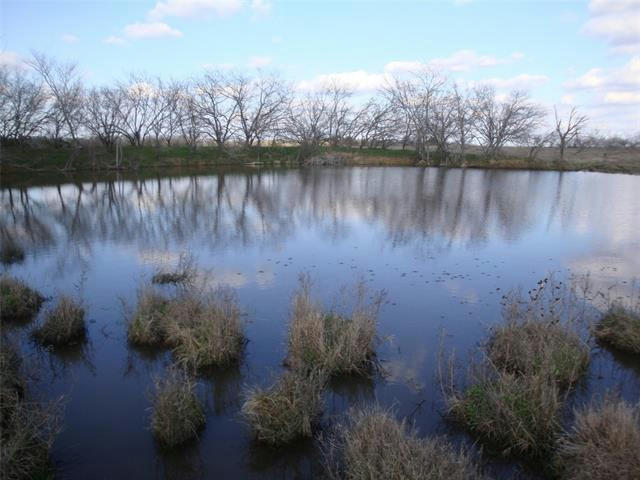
[
  {"xmin": 242, "ymin": 369, "xmax": 326, "ymax": 445},
  {"xmin": 152, "ymin": 253, "xmax": 197, "ymax": 285},
  {"xmin": 445, "ymin": 367, "xmax": 562, "ymax": 458},
  {"xmin": 555, "ymin": 395, "xmax": 640, "ymax": 480},
  {"xmin": 127, "ymin": 287, "xmax": 170, "ymax": 346},
  {"xmin": 0, "ymin": 275, "xmax": 44, "ymax": 323},
  {"xmin": 323, "ymin": 405, "xmax": 486, "ymax": 480},
  {"xmin": 150, "ymin": 367, "xmax": 205, "ymax": 448},
  {"xmin": 0, "ymin": 342, "xmax": 62, "ymax": 480},
  {"xmin": 0, "ymin": 239, "xmax": 25, "ymax": 265},
  {"xmin": 287, "ymin": 275, "xmax": 383, "ymax": 376},
  {"xmin": 32, "ymin": 295, "xmax": 86, "ymax": 347},
  {"xmin": 165, "ymin": 288, "xmax": 245, "ymax": 371},
  {"xmin": 595, "ymin": 305, "xmax": 640, "ymax": 354},
  {"xmin": 488, "ymin": 280, "xmax": 590, "ymax": 388}
]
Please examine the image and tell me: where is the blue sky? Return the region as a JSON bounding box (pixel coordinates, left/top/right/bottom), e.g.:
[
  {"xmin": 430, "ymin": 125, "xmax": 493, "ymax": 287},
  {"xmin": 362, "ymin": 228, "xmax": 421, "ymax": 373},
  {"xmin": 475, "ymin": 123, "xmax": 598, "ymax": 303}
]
[{"xmin": 2, "ymin": 0, "xmax": 639, "ymax": 133}]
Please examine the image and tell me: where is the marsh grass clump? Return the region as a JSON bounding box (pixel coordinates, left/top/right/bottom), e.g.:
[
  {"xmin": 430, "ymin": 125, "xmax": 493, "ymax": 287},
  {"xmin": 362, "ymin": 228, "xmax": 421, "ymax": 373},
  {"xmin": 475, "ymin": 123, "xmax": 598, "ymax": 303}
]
[
  {"xmin": 287, "ymin": 275, "xmax": 383, "ymax": 376},
  {"xmin": 0, "ymin": 342, "xmax": 62, "ymax": 480},
  {"xmin": 0, "ymin": 275, "xmax": 44, "ymax": 323},
  {"xmin": 242, "ymin": 369, "xmax": 326, "ymax": 445},
  {"xmin": 554, "ymin": 396, "xmax": 640, "ymax": 480},
  {"xmin": 33, "ymin": 295, "xmax": 86, "ymax": 347},
  {"xmin": 165, "ymin": 288, "xmax": 245, "ymax": 371},
  {"xmin": 127, "ymin": 287, "xmax": 170, "ymax": 346},
  {"xmin": 152, "ymin": 253, "xmax": 197, "ymax": 285},
  {"xmin": 489, "ymin": 281, "xmax": 590, "ymax": 388},
  {"xmin": 595, "ymin": 305, "xmax": 640, "ymax": 354},
  {"xmin": 446, "ymin": 367, "xmax": 562, "ymax": 458},
  {"xmin": 324, "ymin": 405, "xmax": 485, "ymax": 480},
  {"xmin": 150, "ymin": 367, "xmax": 205, "ymax": 448}
]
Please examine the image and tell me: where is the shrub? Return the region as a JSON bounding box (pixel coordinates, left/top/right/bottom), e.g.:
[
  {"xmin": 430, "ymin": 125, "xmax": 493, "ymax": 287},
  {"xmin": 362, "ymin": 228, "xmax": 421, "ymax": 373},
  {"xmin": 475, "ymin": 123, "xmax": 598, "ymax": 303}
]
[
  {"xmin": 446, "ymin": 367, "xmax": 562, "ymax": 458},
  {"xmin": 165, "ymin": 288, "xmax": 245, "ymax": 371},
  {"xmin": 150, "ymin": 367, "xmax": 205, "ymax": 448},
  {"xmin": 287, "ymin": 275, "xmax": 382, "ymax": 376},
  {"xmin": 0, "ymin": 342, "xmax": 62, "ymax": 480},
  {"xmin": 555, "ymin": 396, "xmax": 640, "ymax": 480},
  {"xmin": 324, "ymin": 405, "xmax": 485, "ymax": 480},
  {"xmin": 152, "ymin": 253, "xmax": 197, "ymax": 285},
  {"xmin": 489, "ymin": 282, "xmax": 590, "ymax": 388},
  {"xmin": 242, "ymin": 369, "xmax": 326, "ymax": 445},
  {"xmin": 127, "ymin": 287, "xmax": 169, "ymax": 346},
  {"xmin": 33, "ymin": 295, "xmax": 86, "ymax": 347},
  {"xmin": 0, "ymin": 275, "xmax": 44, "ymax": 323},
  {"xmin": 595, "ymin": 305, "xmax": 640, "ymax": 354}
]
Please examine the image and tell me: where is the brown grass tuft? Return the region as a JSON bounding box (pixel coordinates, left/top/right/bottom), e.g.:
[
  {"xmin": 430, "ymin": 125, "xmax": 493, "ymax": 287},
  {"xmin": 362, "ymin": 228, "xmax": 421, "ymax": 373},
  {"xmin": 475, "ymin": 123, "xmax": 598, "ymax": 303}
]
[
  {"xmin": 488, "ymin": 281, "xmax": 590, "ymax": 388},
  {"xmin": 324, "ymin": 405, "xmax": 485, "ymax": 480},
  {"xmin": 0, "ymin": 275, "xmax": 44, "ymax": 323},
  {"xmin": 555, "ymin": 395, "xmax": 640, "ymax": 480},
  {"xmin": 127, "ymin": 287, "xmax": 170, "ymax": 346},
  {"xmin": 445, "ymin": 366, "xmax": 562, "ymax": 458},
  {"xmin": 0, "ymin": 342, "xmax": 62, "ymax": 480},
  {"xmin": 32, "ymin": 295, "xmax": 86, "ymax": 347},
  {"xmin": 287, "ymin": 275, "xmax": 383, "ymax": 376},
  {"xmin": 165, "ymin": 288, "xmax": 245, "ymax": 371},
  {"xmin": 242, "ymin": 369, "xmax": 326, "ymax": 445},
  {"xmin": 152, "ymin": 253, "xmax": 197, "ymax": 285},
  {"xmin": 595, "ymin": 305, "xmax": 640, "ymax": 354},
  {"xmin": 150, "ymin": 367, "xmax": 205, "ymax": 448}
]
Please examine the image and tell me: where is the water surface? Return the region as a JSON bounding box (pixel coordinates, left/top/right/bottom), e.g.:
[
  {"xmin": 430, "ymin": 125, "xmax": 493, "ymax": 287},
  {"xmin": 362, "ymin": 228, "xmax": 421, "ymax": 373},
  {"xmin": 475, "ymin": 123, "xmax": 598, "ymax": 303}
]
[{"xmin": 2, "ymin": 166, "xmax": 639, "ymax": 479}]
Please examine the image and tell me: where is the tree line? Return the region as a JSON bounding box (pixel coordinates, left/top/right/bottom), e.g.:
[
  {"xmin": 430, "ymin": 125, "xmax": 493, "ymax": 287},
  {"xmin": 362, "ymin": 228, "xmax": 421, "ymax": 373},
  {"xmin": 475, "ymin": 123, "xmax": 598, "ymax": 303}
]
[{"xmin": 1, "ymin": 52, "xmax": 638, "ymax": 162}]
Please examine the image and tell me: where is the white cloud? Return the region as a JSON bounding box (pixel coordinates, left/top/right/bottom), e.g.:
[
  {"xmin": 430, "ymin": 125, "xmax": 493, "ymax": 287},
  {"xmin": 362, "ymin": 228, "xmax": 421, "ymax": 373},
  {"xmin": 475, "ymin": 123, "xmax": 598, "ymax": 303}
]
[
  {"xmin": 583, "ymin": 0, "xmax": 640, "ymax": 54},
  {"xmin": 149, "ymin": 0, "xmax": 243, "ymax": 19},
  {"xmin": 561, "ymin": 94, "xmax": 576, "ymax": 104},
  {"xmin": 481, "ymin": 73, "xmax": 549, "ymax": 90},
  {"xmin": 384, "ymin": 49, "xmax": 524, "ymax": 74},
  {"xmin": 247, "ymin": 55, "xmax": 272, "ymax": 68},
  {"xmin": 604, "ymin": 91, "xmax": 640, "ymax": 104},
  {"xmin": 124, "ymin": 22, "xmax": 183, "ymax": 39},
  {"xmin": 62, "ymin": 34, "xmax": 79, "ymax": 44},
  {"xmin": 104, "ymin": 35, "xmax": 126, "ymax": 45},
  {"xmin": 297, "ymin": 70, "xmax": 392, "ymax": 93},
  {"xmin": 0, "ymin": 50, "xmax": 24, "ymax": 68},
  {"xmin": 251, "ymin": 0, "xmax": 272, "ymax": 17},
  {"xmin": 566, "ymin": 56, "xmax": 640, "ymax": 90}
]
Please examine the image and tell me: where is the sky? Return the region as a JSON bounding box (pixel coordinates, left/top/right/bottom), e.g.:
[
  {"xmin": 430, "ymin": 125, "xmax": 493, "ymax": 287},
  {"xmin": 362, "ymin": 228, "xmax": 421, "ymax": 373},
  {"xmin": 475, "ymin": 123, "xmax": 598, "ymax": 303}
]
[{"xmin": 1, "ymin": 0, "xmax": 639, "ymax": 134}]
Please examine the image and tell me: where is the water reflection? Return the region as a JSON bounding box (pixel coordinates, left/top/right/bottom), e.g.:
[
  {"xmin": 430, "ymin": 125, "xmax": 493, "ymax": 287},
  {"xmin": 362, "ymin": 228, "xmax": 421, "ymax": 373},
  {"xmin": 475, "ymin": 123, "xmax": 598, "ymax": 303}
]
[{"xmin": 3, "ymin": 168, "xmax": 638, "ymax": 269}]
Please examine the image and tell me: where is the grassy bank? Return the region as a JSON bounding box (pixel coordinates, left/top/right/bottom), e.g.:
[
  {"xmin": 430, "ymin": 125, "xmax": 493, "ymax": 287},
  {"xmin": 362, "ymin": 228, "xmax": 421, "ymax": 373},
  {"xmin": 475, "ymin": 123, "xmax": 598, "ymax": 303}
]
[{"xmin": 2, "ymin": 143, "xmax": 638, "ymax": 175}]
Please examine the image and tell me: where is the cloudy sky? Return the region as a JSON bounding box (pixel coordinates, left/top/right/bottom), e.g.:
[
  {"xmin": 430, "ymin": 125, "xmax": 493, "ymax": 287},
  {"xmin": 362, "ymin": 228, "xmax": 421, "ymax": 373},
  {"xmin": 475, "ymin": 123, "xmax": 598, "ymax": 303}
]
[{"xmin": 2, "ymin": 0, "xmax": 639, "ymax": 133}]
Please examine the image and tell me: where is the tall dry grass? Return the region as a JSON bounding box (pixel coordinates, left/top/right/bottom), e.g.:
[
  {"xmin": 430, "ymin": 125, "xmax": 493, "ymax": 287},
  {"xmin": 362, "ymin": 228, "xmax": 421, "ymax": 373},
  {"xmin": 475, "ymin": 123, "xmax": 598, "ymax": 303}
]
[
  {"xmin": 287, "ymin": 275, "xmax": 383, "ymax": 376},
  {"xmin": 0, "ymin": 275, "xmax": 44, "ymax": 323},
  {"xmin": 32, "ymin": 295, "xmax": 86, "ymax": 347},
  {"xmin": 595, "ymin": 304, "xmax": 640, "ymax": 354},
  {"xmin": 323, "ymin": 405, "xmax": 485, "ymax": 480},
  {"xmin": 0, "ymin": 341, "xmax": 62, "ymax": 480},
  {"xmin": 555, "ymin": 395, "xmax": 640, "ymax": 480},
  {"xmin": 127, "ymin": 287, "xmax": 169, "ymax": 346},
  {"xmin": 165, "ymin": 288, "xmax": 245, "ymax": 370},
  {"xmin": 242, "ymin": 368, "xmax": 326, "ymax": 445},
  {"xmin": 150, "ymin": 366, "xmax": 205, "ymax": 448}
]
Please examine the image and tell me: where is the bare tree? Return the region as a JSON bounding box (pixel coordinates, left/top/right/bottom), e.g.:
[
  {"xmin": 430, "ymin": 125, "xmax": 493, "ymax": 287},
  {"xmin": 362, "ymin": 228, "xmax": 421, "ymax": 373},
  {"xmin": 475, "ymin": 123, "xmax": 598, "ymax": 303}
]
[
  {"xmin": 282, "ymin": 92, "xmax": 329, "ymax": 155},
  {"xmin": 227, "ymin": 73, "xmax": 289, "ymax": 147},
  {"xmin": 27, "ymin": 52, "xmax": 84, "ymax": 143},
  {"xmin": 323, "ymin": 81, "xmax": 353, "ymax": 147},
  {"xmin": 384, "ymin": 69, "xmax": 445, "ymax": 162},
  {"xmin": 194, "ymin": 71, "xmax": 238, "ymax": 150},
  {"xmin": 176, "ymin": 84, "xmax": 201, "ymax": 151},
  {"xmin": 524, "ymin": 131, "xmax": 554, "ymax": 161},
  {"xmin": 114, "ymin": 75, "xmax": 169, "ymax": 147},
  {"xmin": 429, "ymin": 91, "xmax": 457, "ymax": 162},
  {"xmin": 0, "ymin": 66, "xmax": 49, "ymax": 143},
  {"xmin": 451, "ymin": 83, "xmax": 474, "ymax": 163},
  {"xmin": 554, "ymin": 106, "xmax": 588, "ymax": 162},
  {"xmin": 471, "ymin": 86, "xmax": 544, "ymax": 158},
  {"xmin": 83, "ymin": 86, "xmax": 122, "ymax": 149}
]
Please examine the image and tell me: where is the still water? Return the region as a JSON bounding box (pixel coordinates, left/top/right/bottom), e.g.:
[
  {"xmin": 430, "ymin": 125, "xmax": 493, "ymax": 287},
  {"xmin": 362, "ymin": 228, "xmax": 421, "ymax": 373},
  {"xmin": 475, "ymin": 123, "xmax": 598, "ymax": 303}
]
[{"xmin": 2, "ymin": 166, "xmax": 639, "ymax": 479}]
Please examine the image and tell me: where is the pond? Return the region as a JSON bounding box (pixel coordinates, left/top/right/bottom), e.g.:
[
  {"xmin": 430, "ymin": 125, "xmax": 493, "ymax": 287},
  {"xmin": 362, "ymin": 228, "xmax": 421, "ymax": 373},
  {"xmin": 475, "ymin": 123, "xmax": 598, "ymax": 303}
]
[{"xmin": 2, "ymin": 166, "xmax": 639, "ymax": 479}]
